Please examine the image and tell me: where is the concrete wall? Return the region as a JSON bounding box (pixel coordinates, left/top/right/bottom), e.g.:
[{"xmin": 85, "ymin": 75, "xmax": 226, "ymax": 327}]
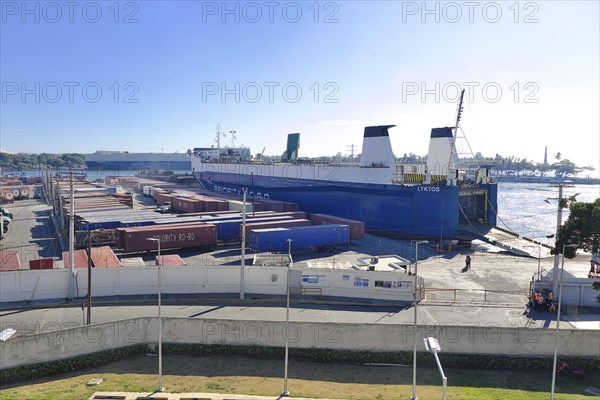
[
  {"xmin": 535, "ymin": 278, "xmax": 600, "ymax": 307},
  {"xmin": 0, "ymin": 267, "xmax": 415, "ymax": 303},
  {"xmin": 0, "ymin": 318, "xmax": 147, "ymax": 369},
  {"xmin": 2, "ymin": 316, "xmax": 598, "ymax": 369}
]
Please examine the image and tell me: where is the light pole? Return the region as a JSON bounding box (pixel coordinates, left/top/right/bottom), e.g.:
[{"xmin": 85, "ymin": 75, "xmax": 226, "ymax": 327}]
[
  {"xmin": 550, "ymin": 243, "xmax": 577, "ymax": 400},
  {"xmin": 68, "ymin": 172, "xmax": 75, "ymax": 300},
  {"xmin": 281, "ymin": 238, "xmax": 292, "ymax": 397},
  {"xmin": 240, "ymin": 189, "xmax": 247, "ymax": 299},
  {"xmin": 423, "ymin": 337, "xmax": 447, "ymax": 400},
  {"xmin": 146, "ymin": 237, "xmax": 164, "ymax": 393},
  {"xmin": 410, "ymin": 240, "xmax": 428, "ymax": 400}
]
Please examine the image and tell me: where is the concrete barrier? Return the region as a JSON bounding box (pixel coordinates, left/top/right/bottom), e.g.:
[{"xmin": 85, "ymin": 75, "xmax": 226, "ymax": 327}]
[
  {"xmin": 0, "ymin": 266, "xmax": 415, "ymax": 304},
  {"xmin": 2, "ymin": 317, "xmax": 598, "ymax": 369}
]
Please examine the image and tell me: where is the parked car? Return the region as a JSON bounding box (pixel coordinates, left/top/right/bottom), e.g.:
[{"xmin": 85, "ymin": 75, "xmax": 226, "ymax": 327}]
[{"xmin": 155, "ymin": 202, "xmax": 173, "ymax": 213}]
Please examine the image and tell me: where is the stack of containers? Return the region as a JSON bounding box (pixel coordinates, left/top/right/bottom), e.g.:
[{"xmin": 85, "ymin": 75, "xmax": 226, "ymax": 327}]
[{"xmin": 241, "ymin": 218, "xmax": 311, "ymax": 239}]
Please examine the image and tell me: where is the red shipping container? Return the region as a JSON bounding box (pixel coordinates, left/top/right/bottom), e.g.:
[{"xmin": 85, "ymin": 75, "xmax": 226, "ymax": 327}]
[
  {"xmin": 90, "ymin": 246, "xmax": 122, "ymax": 267},
  {"xmin": 173, "ymin": 197, "xmax": 204, "ymax": 213},
  {"xmin": 62, "ymin": 250, "xmax": 89, "ymax": 268},
  {"xmin": 29, "ymin": 258, "xmax": 54, "ymax": 270},
  {"xmin": 241, "ymin": 219, "xmax": 311, "ymax": 239},
  {"xmin": 310, "ymin": 213, "xmax": 366, "ymax": 240},
  {"xmin": 156, "ymin": 254, "xmax": 187, "ymax": 266},
  {"xmin": 123, "ymin": 224, "xmax": 217, "ymax": 252},
  {"xmin": 0, "ymin": 251, "xmax": 21, "ymax": 271}
]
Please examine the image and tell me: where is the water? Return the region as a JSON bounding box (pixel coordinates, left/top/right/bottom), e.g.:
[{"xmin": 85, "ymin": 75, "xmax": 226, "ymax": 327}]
[{"xmin": 496, "ymin": 182, "xmax": 600, "ymax": 245}]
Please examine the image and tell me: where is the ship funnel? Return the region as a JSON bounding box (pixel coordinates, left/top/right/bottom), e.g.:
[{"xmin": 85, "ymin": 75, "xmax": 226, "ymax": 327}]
[
  {"xmin": 359, "ymin": 125, "xmax": 396, "ymax": 168},
  {"xmin": 426, "ymin": 127, "xmax": 459, "ymax": 178},
  {"xmin": 283, "ymin": 133, "xmax": 300, "ymax": 161}
]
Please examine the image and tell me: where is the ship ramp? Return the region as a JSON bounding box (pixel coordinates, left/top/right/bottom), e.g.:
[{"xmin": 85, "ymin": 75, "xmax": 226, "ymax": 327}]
[{"xmin": 461, "ymin": 225, "xmax": 553, "ymax": 258}]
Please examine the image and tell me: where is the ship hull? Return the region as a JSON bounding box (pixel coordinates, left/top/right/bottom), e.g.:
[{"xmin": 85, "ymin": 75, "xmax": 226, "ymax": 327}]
[{"xmin": 193, "ymin": 169, "xmax": 496, "ymax": 237}]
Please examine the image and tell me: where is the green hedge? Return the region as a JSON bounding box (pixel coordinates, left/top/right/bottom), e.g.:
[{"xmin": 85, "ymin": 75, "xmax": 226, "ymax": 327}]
[
  {"xmin": 2, "ymin": 343, "xmax": 599, "ymax": 386},
  {"xmin": 0, "ymin": 344, "xmax": 146, "ymax": 386},
  {"xmin": 164, "ymin": 343, "xmax": 600, "ymax": 371}
]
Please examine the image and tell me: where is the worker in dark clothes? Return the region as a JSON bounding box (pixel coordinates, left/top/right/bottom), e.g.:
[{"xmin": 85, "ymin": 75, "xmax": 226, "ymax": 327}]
[{"xmin": 465, "ymin": 255, "xmax": 472, "ymax": 270}]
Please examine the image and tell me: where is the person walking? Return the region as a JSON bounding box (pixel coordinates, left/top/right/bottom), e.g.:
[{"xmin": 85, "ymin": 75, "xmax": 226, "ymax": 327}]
[{"xmin": 465, "ymin": 255, "xmax": 472, "ymax": 270}]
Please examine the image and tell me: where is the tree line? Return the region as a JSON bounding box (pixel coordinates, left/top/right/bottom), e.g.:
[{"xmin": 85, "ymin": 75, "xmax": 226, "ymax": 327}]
[
  {"xmin": 0, "ymin": 153, "xmax": 85, "ymax": 171},
  {"xmin": 330, "ymin": 151, "xmax": 595, "ymax": 177}
]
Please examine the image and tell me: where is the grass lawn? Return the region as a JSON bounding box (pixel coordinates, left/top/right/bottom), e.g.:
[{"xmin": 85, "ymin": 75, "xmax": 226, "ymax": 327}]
[{"xmin": 0, "ymin": 354, "xmax": 597, "ymax": 400}]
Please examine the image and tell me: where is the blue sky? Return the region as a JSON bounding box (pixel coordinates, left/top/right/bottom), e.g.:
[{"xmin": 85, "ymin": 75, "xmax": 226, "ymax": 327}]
[{"xmin": 1, "ymin": 1, "xmax": 598, "ymax": 173}]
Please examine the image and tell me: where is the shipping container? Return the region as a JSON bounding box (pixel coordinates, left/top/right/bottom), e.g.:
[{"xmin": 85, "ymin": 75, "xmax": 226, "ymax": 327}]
[
  {"xmin": 310, "ymin": 213, "xmax": 366, "ymax": 240},
  {"xmin": 227, "ymin": 200, "xmax": 253, "ymax": 213},
  {"xmin": 249, "ymin": 224, "xmax": 350, "ymax": 253},
  {"xmin": 62, "ymin": 249, "xmax": 89, "ymax": 269},
  {"xmin": 212, "ymin": 216, "xmax": 297, "ymax": 242},
  {"xmin": 156, "ymin": 254, "xmax": 187, "ymax": 266},
  {"xmin": 122, "ymin": 223, "xmax": 217, "ymax": 252},
  {"xmin": 0, "ymin": 251, "xmax": 21, "ymax": 271},
  {"xmin": 90, "ymin": 246, "xmax": 122, "ymax": 267},
  {"xmin": 29, "ymin": 258, "xmax": 54, "ymax": 270},
  {"xmin": 173, "ymin": 197, "xmax": 204, "ymax": 213},
  {"xmin": 242, "ymin": 219, "xmax": 311, "ymax": 239}
]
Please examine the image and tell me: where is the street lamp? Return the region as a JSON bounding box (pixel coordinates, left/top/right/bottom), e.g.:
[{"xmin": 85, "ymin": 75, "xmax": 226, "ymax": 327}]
[
  {"xmin": 423, "ymin": 337, "xmax": 447, "ymax": 400},
  {"xmin": 550, "ymin": 243, "xmax": 577, "ymax": 400},
  {"xmin": 146, "ymin": 237, "xmax": 164, "ymax": 393},
  {"xmin": 410, "ymin": 240, "xmax": 428, "ymax": 400},
  {"xmin": 281, "ymin": 238, "xmax": 292, "ymax": 397}
]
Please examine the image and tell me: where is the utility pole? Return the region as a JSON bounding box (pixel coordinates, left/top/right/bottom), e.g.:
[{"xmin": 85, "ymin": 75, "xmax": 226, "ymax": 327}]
[
  {"xmin": 346, "ymin": 144, "xmax": 357, "ymax": 162},
  {"xmin": 549, "ymin": 182, "xmax": 573, "ymax": 294},
  {"xmin": 87, "ymin": 232, "xmax": 92, "ymax": 324},
  {"xmin": 68, "ymin": 171, "xmax": 75, "ymax": 300},
  {"xmin": 240, "ymin": 190, "xmax": 247, "ymax": 299}
]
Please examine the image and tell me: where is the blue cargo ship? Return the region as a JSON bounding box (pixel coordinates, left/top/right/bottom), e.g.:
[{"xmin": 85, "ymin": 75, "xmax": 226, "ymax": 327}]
[{"xmin": 190, "ymin": 91, "xmax": 498, "ymax": 238}]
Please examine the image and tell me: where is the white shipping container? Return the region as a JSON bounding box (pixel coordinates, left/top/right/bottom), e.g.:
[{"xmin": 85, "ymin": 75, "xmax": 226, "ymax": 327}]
[{"xmin": 228, "ymin": 200, "xmax": 253, "ymax": 213}]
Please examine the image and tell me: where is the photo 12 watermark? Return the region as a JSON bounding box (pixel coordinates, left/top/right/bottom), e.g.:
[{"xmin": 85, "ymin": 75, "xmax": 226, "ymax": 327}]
[
  {"xmin": 201, "ymin": 321, "xmax": 340, "ymax": 345},
  {"xmin": 1, "ymin": 1, "xmax": 140, "ymax": 23},
  {"xmin": 1, "ymin": 82, "xmax": 140, "ymax": 104},
  {"xmin": 201, "ymin": 81, "xmax": 339, "ymax": 104},
  {"xmin": 401, "ymin": 1, "xmax": 539, "ymax": 24},
  {"xmin": 0, "ymin": 320, "xmax": 141, "ymax": 345},
  {"xmin": 401, "ymin": 81, "xmax": 540, "ymax": 104},
  {"xmin": 399, "ymin": 322, "xmax": 541, "ymax": 345},
  {"xmin": 201, "ymin": 1, "xmax": 339, "ymax": 23}
]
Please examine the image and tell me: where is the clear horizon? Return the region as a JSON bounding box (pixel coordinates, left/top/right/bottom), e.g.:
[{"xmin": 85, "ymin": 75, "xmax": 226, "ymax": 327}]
[{"xmin": 1, "ymin": 1, "xmax": 598, "ymax": 174}]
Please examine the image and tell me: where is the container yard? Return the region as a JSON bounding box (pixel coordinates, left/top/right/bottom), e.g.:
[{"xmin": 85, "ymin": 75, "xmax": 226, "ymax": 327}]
[{"xmin": 5, "ymin": 172, "xmax": 368, "ymax": 272}]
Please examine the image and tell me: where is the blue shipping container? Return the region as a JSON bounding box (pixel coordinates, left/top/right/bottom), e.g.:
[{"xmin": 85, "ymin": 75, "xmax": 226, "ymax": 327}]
[
  {"xmin": 212, "ymin": 216, "xmax": 294, "ymax": 242},
  {"xmin": 250, "ymin": 224, "xmax": 350, "ymax": 253}
]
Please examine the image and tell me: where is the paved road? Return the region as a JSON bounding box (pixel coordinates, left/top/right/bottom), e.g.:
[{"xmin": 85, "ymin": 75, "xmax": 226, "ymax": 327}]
[
  {"xmin": 3, "ymin": 297, "xmax": 598, "ymax": 340},
  {"xmin": 0, "ymin": 198, "xmax": 58, "ymax": 266}
]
